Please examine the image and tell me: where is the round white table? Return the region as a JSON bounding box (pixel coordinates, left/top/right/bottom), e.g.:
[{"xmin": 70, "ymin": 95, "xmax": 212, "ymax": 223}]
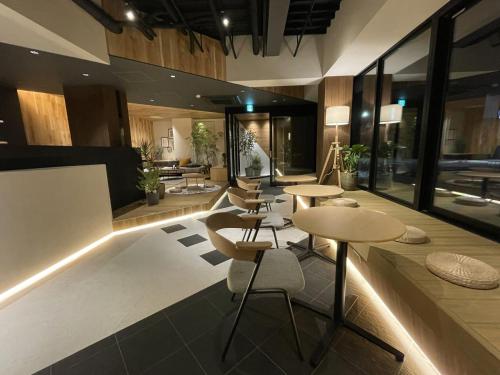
[
  {"xmin": 283, "ymin": 184, "xmax": 344, "ymax": 263},
  {"xmin": 457, "ymin": 171, "xmax": 500, "ymax": 198},
  {"xmin": 292, "ymin": 206, "xmax": 407, "ymax": 367}
]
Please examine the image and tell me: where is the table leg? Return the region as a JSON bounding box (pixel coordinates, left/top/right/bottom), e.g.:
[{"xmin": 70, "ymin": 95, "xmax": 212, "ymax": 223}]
[
  {"xmin": 309, "ymin": 241, "xmax": 405, "ymax": 367},
  {"xmin": 293, "ymin": 195, "xmax": 297, "ymax": 213},
  {"xmin": 481, "ymin": 178, "xmax": 489, "ymax": 198}
]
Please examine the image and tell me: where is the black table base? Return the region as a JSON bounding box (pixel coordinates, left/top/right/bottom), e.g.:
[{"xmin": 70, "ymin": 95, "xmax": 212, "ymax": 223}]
[{"xmin": 309, "ymin": 241, "xmax": 405, "ymax": 367}]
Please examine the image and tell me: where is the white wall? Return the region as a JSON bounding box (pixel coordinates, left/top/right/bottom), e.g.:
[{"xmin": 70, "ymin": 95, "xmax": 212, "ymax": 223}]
[
  {"xmin": 0, "ymin": 165, "xmax": 113, "ymax": 293},
  {"xmin": 226, "ymin": 35, "xmax": 323, "ymax": 86},
  {"xmin": 153, "ymin": 118, "xmax": 225, "ymax": 166},
  {"xmin": 0, "ymin": 0, "xmax": 109, "ymax": 64}
]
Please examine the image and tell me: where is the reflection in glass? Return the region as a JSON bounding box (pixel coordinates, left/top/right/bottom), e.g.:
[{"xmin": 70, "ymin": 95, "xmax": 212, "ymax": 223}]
[
  {"xmin": 433, "ymin": 0, "xmax": 500, "ymax": 230},
  {"xmin": 354, "ymin": 66, "xmax": 378, "ymax": 188},
  {"xmin": 375, "ymin": 28, "xmax": 431, "ymax": 203}
]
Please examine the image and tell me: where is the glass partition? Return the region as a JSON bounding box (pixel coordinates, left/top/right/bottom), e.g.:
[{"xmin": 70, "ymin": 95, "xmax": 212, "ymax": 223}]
[
  {"xmin": 432, "ymin": 0, "xmax": 500, "ymax": 230},
  {"xmin": 353, "ymin": 66, "xmax": 378, "ymax": 188},
  {"xmin": 375, "ymin": 28, "xmax": 431, "ymax": 204}
]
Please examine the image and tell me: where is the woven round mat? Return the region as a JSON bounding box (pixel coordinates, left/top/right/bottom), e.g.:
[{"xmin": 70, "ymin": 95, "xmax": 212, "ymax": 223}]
[
  {"xmin": 396, "ymin": 225, "xmax": 428, "ymax": 244},
  {"xmin": 329, "ymin": 198, "xmax": 359, "ymax": 208},
  {"xmin": 425, "ymin": 252, "xmax": 499, "ymax": 290}
]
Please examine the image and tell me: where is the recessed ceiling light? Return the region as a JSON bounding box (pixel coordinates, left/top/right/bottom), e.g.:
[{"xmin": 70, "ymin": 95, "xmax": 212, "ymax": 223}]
[
  {"xmin": 272, "ymin": 99, "xmax": 277, "ymax": 103},
  {"xmin": 82, "ymin": 73, "xmax": 90, "ymax": 77},
  {"xmin": 0, "ymin": 120, "xmax": 4, "ymax": 124},
  {"xmin": 149, "ymin": 99, "xmax": 155, "ymax": 102},
  {"xmin": 125, "ymin": 9, "xmax": 136, "ymax": 21},
  {"xmin": 240, "ymin": 90, "xmax": 245, "ymax": 93},
  {"xmin": 170, "ymin": 74, "xmax": 176, "ymax": 78},
  {"xmin": 195, "ymin": 94, "xmax": 201, "ymax": 99},
  {"xmin": 222, "ymin": 17, "xmax": 230, "ymax": 27},
  {"xmin": 190, "ymin": 104, "xmax": 195, "ymax": 107},
  {"xmin": 29, "ymin": 50, "xmax": 39, "ymax": 55}
]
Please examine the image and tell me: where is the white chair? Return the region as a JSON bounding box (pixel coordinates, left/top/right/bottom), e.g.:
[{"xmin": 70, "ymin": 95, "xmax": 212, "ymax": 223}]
[{"xmin": 205, "ymin": 212, "xmax": 305, "ymax": 360}]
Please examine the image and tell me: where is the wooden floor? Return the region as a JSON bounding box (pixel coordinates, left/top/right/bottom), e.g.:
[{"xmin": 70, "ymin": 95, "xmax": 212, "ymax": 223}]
[
  {"xmin": 330, "ymin": 190, "xmax": 500, "ymax": 375},
  {"xmin": 112, "ymin": 180, "xmax": 228, "ymax": 231}
]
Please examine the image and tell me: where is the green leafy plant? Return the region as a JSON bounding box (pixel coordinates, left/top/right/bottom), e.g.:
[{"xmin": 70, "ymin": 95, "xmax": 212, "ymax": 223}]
[
  {"xmin": 137, "ymin": 168, "xmax": 160, "ymax": 194},
  {"xmin": 342, "ymin": 144, "xmax": 369, "ymax": 174},
  {"xmin": 189, "ymin": 122, "xmax": 222, "ymax": 166},
  {"xmin": 138, "ymin": 140, "xmax": 157, "ymax": 169},
  {"xmin": 239, "ymin": 129, "xmax": 256, "ymax": 165},
  {"xmin": 251, "ymin": 153, "xmax": 263, "ymax": 171}
]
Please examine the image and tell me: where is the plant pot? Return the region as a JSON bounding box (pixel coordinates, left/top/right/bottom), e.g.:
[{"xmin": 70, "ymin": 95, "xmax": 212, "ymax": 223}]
[
  {"xmin": 340, "ymin": 172, "xmax": 358, "ymax": 191},
  {"xmin": 146, "ymin": 191, "xmax": 159, "ymax": 206},
  {"xmin": 245, "ymin": 167, "xmax": 254, "ymax": 177},
  {"xmin": 252, "ymin": 167, "xmax": 262, "ymax": 177},
  {"xmin": 158, "ymin": 183, "xmax": 165, "ymax": 199}
]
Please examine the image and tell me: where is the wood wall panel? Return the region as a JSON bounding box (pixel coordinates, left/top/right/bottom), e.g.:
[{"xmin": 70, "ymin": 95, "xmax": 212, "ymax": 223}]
[
  {"xmin": 129, "ymin": 116, "xmax": 154, "ymax": 147},
  {"xmin": 17, "ymin": 90, "xmax": 71, "ymax": 146},
  {"xmin": 316, "ymin": 77, "xmax": 354, "ymax": 183},
  {"xmin": 102, "ymin": 0, "xmax": 226, "ymax": 81},
  {"xmin": 257, "ymin": 86, "xmax": 305, "ymax": 99}
]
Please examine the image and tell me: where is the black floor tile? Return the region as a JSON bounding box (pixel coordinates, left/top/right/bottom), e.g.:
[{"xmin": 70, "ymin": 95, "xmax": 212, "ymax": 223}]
[
  {"xmin": 169, "ymin": 298, "xmax": 224, "ymax": 343},
  {"xmin": 52, "ymin": 342, "xmax": 127, "ymax": 375},
  {"xmin": 188, "ymin": 325, "xmax": 255, "ymax": 375},
  {"xmin": 301, "ymin": 273, "xmax": 332, "ymax": 300},
  {"xmin": 200, "ymin": 249, "xmax": 230, "ymax": 266},
  {"xmin": 205, "ymin": 284, "xmax": 238, "ymax": 316},
  {"xmin": 161, "ymin": 224, "xmax": 186, "ymax": 234},
  {"xmin": 178, "ymin": 234, "xmax": 207, "ymax": 247},
  {"xmin": 118, "ymin": 318, "xmax": 183, "ymax": 375},
  {"xmin": 304, "ymin": 259, "xmax": 335, "ymax": 282},
  {"xmin": 51, "ymin": 335, "xmax": 116, "ymax": 373},
  {"xmin": 314, "ymin": 348, "xmax": 365, "ymax": 375},
  {"xmin": 143, "ymin": 347, "xmax": 205, "ymax": 375},
  {"xmin": 261, "ymin": 327, "xmax": 318, "ymax": 375},
  {"xmin": 227, "ymin": 349, "xmax": 285, "ymax": 375},
  {"xmin": 115, "ymin": 311, "xmax": 165, "ymax": 342}
]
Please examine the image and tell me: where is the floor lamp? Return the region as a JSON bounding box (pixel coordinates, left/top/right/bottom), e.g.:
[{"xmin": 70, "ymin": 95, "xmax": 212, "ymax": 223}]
[{"xmin": 319, "ymin": 106, "xmax": 350, "ymax": 186}]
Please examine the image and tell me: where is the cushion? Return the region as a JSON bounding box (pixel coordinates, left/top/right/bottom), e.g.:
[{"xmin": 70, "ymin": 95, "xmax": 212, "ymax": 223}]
[
  {"xmin": 425, "ymin": 252, "xmax": 499, "ymax": 290},
  {"xmin": 329, "ymin": 198, "xmax": 359, "ymax": 208},
  {"xmin": 396, "ymin": 225, "xmax": 429, "ymax": 244},
  {"xmin": 261, "ymin": 194, "xmax": 276, "ymax": 204},
  {"xmin": 228, "ymin": 249, "xmax": 305, "ymax": 294},
  {"xmin": 179, "ymin": 158, "xmax": 191, "ymax": 167},
  {"xmin": 454, "ymin": 196, "xmax": 488, "ymax": 206}
]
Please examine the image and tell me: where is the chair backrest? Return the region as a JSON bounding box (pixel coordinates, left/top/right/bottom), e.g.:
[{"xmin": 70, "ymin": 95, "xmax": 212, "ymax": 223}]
[
  {"xmin": 227, "ymin": 187, "xmax": 260, "ymax": 210},
  {"xmin": 205, "ymin": 212, "xmax": 259, "ymax": 261},
  {"xmin": 236, "ymin": 176, "xmax": 261, "ymax": 191}
]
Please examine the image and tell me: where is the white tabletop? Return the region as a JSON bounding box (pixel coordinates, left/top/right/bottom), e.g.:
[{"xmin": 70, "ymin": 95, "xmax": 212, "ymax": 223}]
[
  {"xmin": 275, "ymin": 175, "xmax": 318, "ymax": 183},
  {"xmin": 292, "ymin": 206, "xmax": 406, "ymax": 243},
  {"xmin": 283, "ymin": 184, "xmax": 344, "ymax": 198}
]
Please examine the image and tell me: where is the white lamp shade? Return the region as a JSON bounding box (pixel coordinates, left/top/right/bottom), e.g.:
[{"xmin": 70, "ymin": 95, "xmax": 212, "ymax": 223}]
[
  {"xmin": 325, "ymin": 106, "xmax": 350, "ymax": 126},
  {"xmin": 380, "ymin": 104, "xmax": 403, "ymax": 124}
]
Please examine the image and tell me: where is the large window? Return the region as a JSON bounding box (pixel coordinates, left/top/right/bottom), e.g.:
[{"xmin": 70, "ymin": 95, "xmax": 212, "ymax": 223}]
[
  {"xmin": 375, "ymin": 28, "xmax": 431, "ymax": 204},
  {"xmin": 432, "ymin": 0, "xmax": 500, "ymax": 230}
]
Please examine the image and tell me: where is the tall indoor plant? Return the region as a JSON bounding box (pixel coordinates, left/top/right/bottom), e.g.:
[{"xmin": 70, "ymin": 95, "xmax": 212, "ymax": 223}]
[
  {"xmin": 189, "ymin": 122, "xmax": 222, "ymax": 169},
  {"xmin": 137, "ymin": 140, "xmax": 165, "ymax": 199},
  {"xmin": 239, "ymin": 129, "xmax": 256, "ymax": 176},
  {"xmin": 341, "ymin": 144, "xmax": 369, "ymax": 190}
]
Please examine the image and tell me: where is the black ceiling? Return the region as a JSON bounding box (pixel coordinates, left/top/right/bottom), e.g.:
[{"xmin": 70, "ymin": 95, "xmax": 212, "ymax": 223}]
[{"xmin": 132, "ymin": 0, "xmax": 341, "ymax": 38}]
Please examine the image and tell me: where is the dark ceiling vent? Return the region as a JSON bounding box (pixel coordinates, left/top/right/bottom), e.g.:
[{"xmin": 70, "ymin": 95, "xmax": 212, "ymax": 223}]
[{"xmin": 204, "ymin": 95, "xmax": 241, "ymax": 105}]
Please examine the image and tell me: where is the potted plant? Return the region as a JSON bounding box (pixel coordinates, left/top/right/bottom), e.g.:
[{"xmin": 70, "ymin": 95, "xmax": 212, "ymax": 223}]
[
  {"xmin": 251, "ymin": 153, "xmax": 263, "ymax": 177},
  {"xmin": 137, "ymin": 168, "xmax": 161, "ymax": 205},
  {"xmin": 188, "ymin": 122, "xmax": 222, "ymax": 171},
  {"xmin": 239, "ymin": 129, "xmax": 256, "ymax": 177},
  {"xmin": 341, "ymin": 144, "xmax": 369, "ymax": 190},
  {"xmin": 138, "ymin": 140, "xmax": 165, "ymax": 199}
]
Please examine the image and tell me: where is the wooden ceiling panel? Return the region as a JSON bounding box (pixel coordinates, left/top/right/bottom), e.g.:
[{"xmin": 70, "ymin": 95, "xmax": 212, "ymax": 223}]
[{"xmin": 128, "ymin": 103, "xmax": 223, "ymax": 120}]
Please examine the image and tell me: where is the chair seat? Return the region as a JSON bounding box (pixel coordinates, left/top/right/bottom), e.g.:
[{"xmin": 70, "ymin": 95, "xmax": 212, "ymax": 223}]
[
  {"xmin": 228, "ymin": 249, "xmax": 305, "ymax": 295},
  {"xmin": 328, "ymin": 198, "xmax": 359, "ymax": 208},
  {"xmin": 261, "ymin": 194, "xmax": 276, "ymax": 204}
]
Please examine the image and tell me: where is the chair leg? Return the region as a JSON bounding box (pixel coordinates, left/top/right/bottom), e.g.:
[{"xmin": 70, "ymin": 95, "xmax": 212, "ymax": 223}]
[
  {"xmin": 271, "ymin": 227, "xmax": 279, "ymax": 248},
  {"xmin": 242, "ymin": 229, "xmax": 247, "ymax": 241},
  {"xmin": 252, "ymin": 227, "xmax": 260, "ymax": 241},
  {"xmin": 245, "ymin": 229, "xmax": 253, "ymax": 241},
  {"xmin": 222, "ymin": 252, "xmax": 264, "ymax": 361},
  {"xmin": 230, "ymin": 293, "xmax": 236, "ymax": 302},
  {"xmin": 284, "ymin": 292, "xmax": 304, "ymax": 360}
]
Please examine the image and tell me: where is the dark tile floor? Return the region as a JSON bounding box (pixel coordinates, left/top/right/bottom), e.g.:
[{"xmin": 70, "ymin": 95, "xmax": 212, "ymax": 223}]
[{"xmin": 36, "ymin": 255, "xmax": 415, "ymax": 375}]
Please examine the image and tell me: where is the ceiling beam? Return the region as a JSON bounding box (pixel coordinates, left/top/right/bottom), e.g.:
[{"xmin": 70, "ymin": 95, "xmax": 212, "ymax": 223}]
[
  {"xmin": 265, "ymin": 0, "xmax": 290, "ymax": 56},
  {"xmin": 208, "ymin": 0, "xmax": 229, "ymax": 55},
  {"xmin": 249, "ymin": 0, "xmax": 260, "ymax": 55},
  {"xmin": 293, "ymin": 0, "xmax": 316, "ymax": 57}
]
